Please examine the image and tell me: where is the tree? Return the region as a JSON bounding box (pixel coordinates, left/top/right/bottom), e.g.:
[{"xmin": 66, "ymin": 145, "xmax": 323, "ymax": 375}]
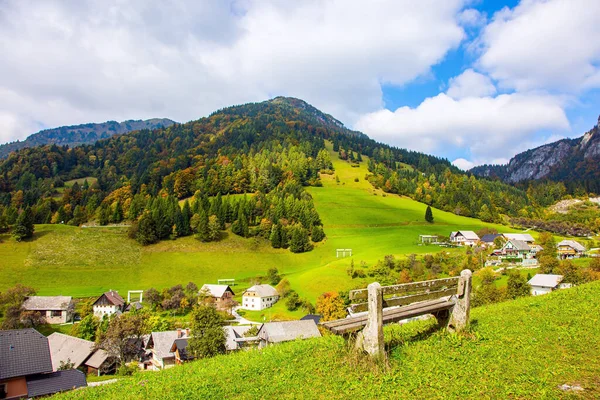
[
  {"xmin": 143, "ymin": 288, "xmax": 162, "ymax": 310},
  {"xmin": 207, "ymin": 215, "xmax": 220, "ymax": 241},
  {"xmin": 425, "ymin": 205, "xmax": 434, "ymax": 223},
  {"xmin": 187, "ymin": 305, "xmax": 226, "ymax": 359},
  {"xmin": 19, "ymin": 310, "xmax": 47, "ymax": 328},
  {"xmin": 97, "ymin": 313, "xmax": 149, "ymax": 365},
  {"xmin": 269, "ymin": 224, "xmax": 282, "ymax": 248},
  {"xmin": 0, "ymin": 284, "xmax": 36, "ymax": 329},
  {"xmin": 275, "ymin": 278, "xmax": 291, "ymax": 298},
  {"xmin": 12, "ymin": 207, "xmax": 34, "ymax": 241},
  {"xmin": 506, "ymin": 271, "xmax": 531, "ymax": 299},
  {"xmin": 195, "ymin": 209, "xmax": 210, "ymax": 242},
  {"xmin": 285, "ymin": 291, "xmax": 302, "ymax": 311},
  {"xmin": 311, "ymin": 225, "xmax": 325, "ymax": 242},
  {"xmin": 267, "ymin": 268, "xmax": 281, "ymax": 285},
  {"xmin": 316, "ymin": 292, "xmax": 347, "ymax": 321},
  {"xmin": 539, "ymin": 255, "xmax": 559, "ymax": 274},
  {"xmin": 556, "ymin": 260, "xmax": 582, "ymax": 284},
  {"xmin": 136, "ymin": 212, "xmax": 158, "ymax": 245},
  {"xmin": 289, "ymin": 224, "xmax": 312, "ymax": 253},
  {"xmin": 70, "ymin": 314, "xmax": 99, "ymax": 341}
]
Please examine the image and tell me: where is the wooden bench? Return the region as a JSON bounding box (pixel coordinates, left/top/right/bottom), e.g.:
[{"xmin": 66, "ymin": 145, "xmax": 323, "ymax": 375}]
[{"xmin": 321, "ymin": 269, "xmax": 472, "ymax": 357}]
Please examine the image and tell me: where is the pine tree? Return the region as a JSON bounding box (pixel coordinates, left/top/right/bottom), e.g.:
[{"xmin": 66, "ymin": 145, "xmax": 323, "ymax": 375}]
[
  {"xmin": 12, "ymin": 207, "xmax": 34, "ymax": 241},
  {"xmin": 425, "ymin": 205, "xmax": 434, "ymax": 223},
  {"xmin": 196, "ymin": 208, "xmax": 209, "ymax": 242},
  {"xmin": 112, "ymin": 200, "xmax": 123, "ymax": 223},
  {"xmin": 136, "ymin": 212, "xmax": 158, "ymax": 245},
  {"xmin": 289, "ymin": 224, "xmax": 312, "ymax": 253},
  {"xmin": 180, "ymin": 200, "xmax": 192, "ymax": 236},
  {"xmin": 270, "ymin": 223, "xmax": 282, "ymax": 248},
  {"xmin": 311, "ymin": 225, "xmax": 325, "ymax": 242},
  {"xmin": 207, "ymin": 215, "xmax": 220, "ymax": 241}
]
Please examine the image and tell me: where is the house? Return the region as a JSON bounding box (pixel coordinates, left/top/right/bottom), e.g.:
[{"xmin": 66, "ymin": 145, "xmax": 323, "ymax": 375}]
[
  {"xmin": 503, "ymin": 233, "xmax": 535, "ymax": 244},
  {"xmin": 0, "ymin": 329, "xmax": 87, "ymax": 399},
  {"xmin": 21, "ymin": 296, "xmax": 74, "ymax": 324},
  {"xmin": 557, "ymin": 240, "xmax": 586, "ymax": 259},
  {"xmin": 300, "ymin": 314, "xmax": 322, "ymax": 325},
  {"xmin": 93, "ymin": 290, "xmax": 126, "ymax": 318},
  {"xmin": 146, "ymin": 329, "xmax": 190, "ymax": 370},
  {"xmin": 500, "ymin": 239, "xmax": 532, "ymax": 259},
  {"xmin": 480, "ymin": 234, "xmax": 502, "ymax": 246},
  {"xmin": 257, "ymin": 320, "xmax": 321, "ymax": 348},
  {"xmin": 242, "ymin": 284, "xmax": 279, "ymax": 310},
  {"xmin": 47, "ymin": 333, "xmax": 114, "ymax": 375},
  {"xmin": 199, "ymin": 284, "xmax": 235, "ymax": 311},
  {"xmin": 528, "ymin": 274, "xmax": 572, "ymax": 296},
  {"xmin": 449, "ymin": 231, "xmax": 480, "ymax": 246},
  {"xmin": 224, "ymin": 325, "xmax": 254, "ymax": 351},
  {"xmin": 124, "ymin": 301, "xmax": 143, "ymax": 313}
]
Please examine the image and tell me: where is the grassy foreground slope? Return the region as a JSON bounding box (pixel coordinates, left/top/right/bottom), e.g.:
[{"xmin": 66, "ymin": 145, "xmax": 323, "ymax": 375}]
[
  {"xmin": 0, "ymin": 144, "xmax": 517, "ymax": 301},
  {"xmin": 56, "ymin": 282, "xmax": 600, "ymax": 399}
]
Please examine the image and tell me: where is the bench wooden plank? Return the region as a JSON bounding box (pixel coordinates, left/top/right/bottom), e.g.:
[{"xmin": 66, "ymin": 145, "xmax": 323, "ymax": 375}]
[
  {"xmin": 350, "ymin": 287, "xmax": 458, "ymax": 313},
  {"xmin": 349, "ymin": 277, "xmax": 459, "ymax": 300},
  {"xmin": 322, "ymin": 297, "xmax": 455, "ymax": 334}
]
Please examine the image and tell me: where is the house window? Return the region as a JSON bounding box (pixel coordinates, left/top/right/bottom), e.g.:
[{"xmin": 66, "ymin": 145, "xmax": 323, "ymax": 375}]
[
  {"xmin": 51, "ymin": 310, "xmax": 62, "ymax": 317},
  {"xmin": 0, "ymin": 383, "xmax": 7, "ymax": 399}
]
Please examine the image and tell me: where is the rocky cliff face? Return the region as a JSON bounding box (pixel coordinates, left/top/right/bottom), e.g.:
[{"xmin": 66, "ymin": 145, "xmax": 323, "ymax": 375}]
[{"xmin": 471, "ymin": 116, "xmax": 600, "ymax": 184}]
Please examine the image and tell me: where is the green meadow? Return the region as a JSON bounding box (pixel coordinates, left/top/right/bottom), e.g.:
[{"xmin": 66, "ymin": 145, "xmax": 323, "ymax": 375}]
[{"xmin": 0, "ymin": 147, "xmax": 533, "ymax": 306}]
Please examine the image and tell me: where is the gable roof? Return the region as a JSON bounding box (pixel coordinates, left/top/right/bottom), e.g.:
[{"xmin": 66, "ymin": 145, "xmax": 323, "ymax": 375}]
[
  {"xmin": 0, "ymin": 328, "xmax": 53, "ymax": 380},
  {"xmin": 93, "ymin": 290, "xmax": 125, "ymax": 307},
  {"xmin": 170, "ymin": 338, "xmax": 193, "ymax": 361},
  {"xmin": 26, "ymin": 369, "xmax": 87, "ymax": 397},
  {"xmin": 455, "ymin": 231, "xmax": 479, "ymax": 240},
  {"xmin": 47, "ymin": 333, "xmax": 95, "ymax": 371},
  {"xmin": 243, "ymin": 284, "xmax": 279, "ymax": 298},
  {"xmin": 147, "ymin": 330, "xmax": 189, "ymax": 360},
  {"xmin": 258, "ymin": 320, "xmax": 321, "ymax": 343},
  {"xmin": 504, "ymin": 239, "xmax": 531, "ymax": 251},
  {"xmin": 84, "ymin": 349, "xmax": 110, "ymax": 369},
  {"xmin": 224, "ymin": 325, "xmax": 253, "ymax": 351},
  {"xmin": 22, "ymin": 296, "xmax": 72, "ymax": 311},
  {"xmin": 557, "ymin": 240, "xmax": 586, "ymax": 252},
  {"xmin": 200, "ymin": 284, "xmax": 235, "ymax": 298},
  {"xmin": 504, "ymin": 233, "xmax": 535, "ymax": 243},
  {"xmin": 480, "ymin": 234, "xmax": 502, "ymax": 243},
  {"xmin": 528, "ymin": 274, "xmax": 564, "ymax": 288}
]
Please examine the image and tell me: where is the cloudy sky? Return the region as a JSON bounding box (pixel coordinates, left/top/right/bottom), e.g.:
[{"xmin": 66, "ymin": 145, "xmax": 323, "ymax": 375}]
[{"xmin": 1, "ymin": 0, "xmax": 600, "ymax": 169}]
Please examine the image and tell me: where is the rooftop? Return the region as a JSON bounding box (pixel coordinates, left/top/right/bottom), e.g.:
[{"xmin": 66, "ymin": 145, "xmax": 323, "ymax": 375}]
[
  {"xmin": 244, "ymin": 284, "xmax": 278, "ymax": 298},
  {"xmin": 22, "ymin": 296, "xmax": 72, "ymax": 311},
  {"xmin": 0, "ymin": 328, "xmax": 53, "ymax": 380},
  {"xmin": 528, "ymin": 274, "xmax": 564, "ymax": 288},
  {"xmin": 557, "ymin": 240, "xmax": 586, "ymax": 252},
  {"xmin": 200, "ymin": 284, "xmax": 234, "ymax": 298},
  {"xmin": 47, "ymin": 333, "xmax": 95, "ymax": 371},
  {"xmin": 258, "ymin": 321, "xmax": 321, "ymax": 343},
  {"xmin": 26, "ymin": 369, "xmax": 87, "ymax": 397},
  {"xmin": 504, "ymin": 233, "xmax": 535, "ymax": 243}
]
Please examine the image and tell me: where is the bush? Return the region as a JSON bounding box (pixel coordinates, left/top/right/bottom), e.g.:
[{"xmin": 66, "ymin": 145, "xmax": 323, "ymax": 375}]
[
  {"xmin": 354, "ymin": 177, "xmax": 359, "ymax": 182},
  {"xmin": 285, "ymin": 291, "xmax": 302, "ymax": 311},
  {"xmin": 117, "ymin": 362, "xmax": 139, "ymax": 376}
]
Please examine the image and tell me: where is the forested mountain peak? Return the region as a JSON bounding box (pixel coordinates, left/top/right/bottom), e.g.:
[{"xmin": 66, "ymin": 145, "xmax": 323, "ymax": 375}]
[{"xmin": 0, "ymin": 118, "xmax": 176, "ymax": 159}]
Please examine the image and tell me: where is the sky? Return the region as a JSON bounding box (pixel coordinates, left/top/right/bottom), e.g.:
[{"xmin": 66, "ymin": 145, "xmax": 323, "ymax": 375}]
[{"xmin": 1, "ymin": 0, "xmax": 600, "ymax": 169}]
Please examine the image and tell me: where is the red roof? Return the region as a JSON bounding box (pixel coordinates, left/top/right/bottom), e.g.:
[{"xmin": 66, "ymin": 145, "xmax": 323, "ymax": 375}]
[{"xmin": 94, "ymin": 290, "xmax": 125, "ymax": 306}]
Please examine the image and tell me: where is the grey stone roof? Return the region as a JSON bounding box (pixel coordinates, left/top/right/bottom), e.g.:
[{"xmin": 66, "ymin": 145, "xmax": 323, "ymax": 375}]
[
  {"xmin": 48, "ymin": 333, "xmax": 95, "ymax": 371},
  {"xmin": 22, "ymin": 296, "xmax": 72, "ymax": 311},
  {"xmin": 84, "ymin": 349, "xmax": 109, "ymax": 369},
  {"xmin": 258, "ymin": 321, "xmax": 321, "ymax": 343},
  {"xmin": 243, "ymin": 284, "xmax": 279, "ymax": 298},
  {"xmin": 26, "ymin": 369, "xmax": 87, "ymax": 397},
  {"xmin": 0, "ymin": 328, "xmax": 53, "ymax": 380},
  {"xmin": 147, "ymin": 330, "xmax": 189, "ymax": 361},
  {"xmin": 528, "ymin": 274, "xmax": 564, "ymax": 288},
  {"xmin": 504, "ymin": 233, "xmax": 535, "ymax": 243},
  {"xmin": 506, "ymin": 239, "xmax": 531, "ymax": 251},
  {"xmin": 224, "ymin": 325, "xmax": 252, "ymax": 350}
]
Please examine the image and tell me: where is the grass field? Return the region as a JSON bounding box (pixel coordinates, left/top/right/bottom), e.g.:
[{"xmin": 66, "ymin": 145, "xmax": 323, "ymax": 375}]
[
  {"xmin": 0, "ymin": 144, "xmax": 564, "ymax": 313},
  {"xmin": 54, "ymin": 281, "xmax": 600, "ymax": 399}
]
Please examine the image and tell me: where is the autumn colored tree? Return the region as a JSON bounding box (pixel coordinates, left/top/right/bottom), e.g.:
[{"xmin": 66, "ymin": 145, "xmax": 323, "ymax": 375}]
[{"xmin": 316, "ymin": 292, "xmax": 347, "ymax": 321}]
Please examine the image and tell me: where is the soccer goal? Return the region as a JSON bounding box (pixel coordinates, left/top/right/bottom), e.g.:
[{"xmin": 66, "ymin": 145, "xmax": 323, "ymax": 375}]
[
  {"xmin": 127, "ymin": 290, "xmax": 143, "ymax": 303},
  {"xmin": 336, "ymin": 248, "xmax": 353, "ymax": 258}
]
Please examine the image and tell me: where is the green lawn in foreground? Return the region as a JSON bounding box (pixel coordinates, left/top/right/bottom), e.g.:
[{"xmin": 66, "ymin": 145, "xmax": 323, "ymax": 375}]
[
  {"xmin": 0, "ymin": 143, "xmax": 553, "ymax": 312},
  {"xmin": 54, "ymin": 281, "xmax": 600, "ymax": 399}
]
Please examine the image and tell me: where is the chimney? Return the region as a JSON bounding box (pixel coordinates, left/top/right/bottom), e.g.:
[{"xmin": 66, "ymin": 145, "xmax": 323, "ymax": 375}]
[
  {"xmin": 177, "ymin": 328, "xmax": 183, "ymax": 338},
  {"xmin": 185, "ymin": 328, "xmax": 190, "ymax": 337}
]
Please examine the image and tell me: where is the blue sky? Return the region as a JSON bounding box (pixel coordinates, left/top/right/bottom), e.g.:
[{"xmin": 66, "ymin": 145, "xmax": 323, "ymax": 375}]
[{"xmin": 1, "ymin": 0, "xmax": 599, "ymax": 168}]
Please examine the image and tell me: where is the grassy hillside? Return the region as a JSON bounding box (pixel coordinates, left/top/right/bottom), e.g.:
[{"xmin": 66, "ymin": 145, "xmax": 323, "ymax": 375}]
[
  {"xmin": 55, "ymin": 281, "xmax": 600, "ymax": 399},
  {"xmin": 0, "ymin": 145, "xmax": 523, "ymax": 306}
]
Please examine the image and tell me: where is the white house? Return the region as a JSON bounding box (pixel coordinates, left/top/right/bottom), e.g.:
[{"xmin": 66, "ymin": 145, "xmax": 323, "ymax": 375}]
[
  {"xmin": 242, "ymin": 284, "xmax": 279, "ymax": 310},
  {"xmin": 528, "ymin": 274, "xmax": 572, "ymax": 296},
  {"xmin": 450, "ymin": 231, "xmax": 480, "ymax": 246},
  {"xmin": 92, "ymin": 290, "xmax": 126, "ymax": 318}
]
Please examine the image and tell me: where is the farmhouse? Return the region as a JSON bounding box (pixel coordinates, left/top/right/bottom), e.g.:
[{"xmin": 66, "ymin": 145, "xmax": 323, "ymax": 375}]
[
  {"xmin": 146, "ymin": 329, "xmax": 190, "ymax": 370},
  {"xmin": 528, "ymin": 274, "xmax": 571, "ymax": 296},
  {"xmin": 93, "ymin": 290, "xmax": 126, "ymax": 318},
  {"xmin": 0, "ymin": 329, "xmax": 87, "ymax": 399},
  {"xmin": 499, "ymin": 239, "xmax": 532, "ymax": 259},
  {"xmin": 21, "ymin": 296, "xmax": 74, "ymax": 324},
  {"xmin": 224, "ymin": 325, "xmax": 254, "ymax": 351},
  {"xmin": 503, "ymin": 233, "xmax": 535, "ymax": 244},
  {"xmin": 47, "ymin": 333, "xmax": 114, "ymax": 375},
  {"xmin": 242, "ymin": 284, "xmax": 279, "ymax": 310},
  {"xmin": 257, "ymin": 320, "xmax": 321, "ymax": 348},
  {"xmin": 449, "ymin": 231, "xmax": 479, "ymax": 246},
  {"xmin": 557, "ymin": 240, "xmax": 586, "ymax": 259},
  {"xmin": 199, "ymin": 284, "xmax": 235, "ymax": 311}
]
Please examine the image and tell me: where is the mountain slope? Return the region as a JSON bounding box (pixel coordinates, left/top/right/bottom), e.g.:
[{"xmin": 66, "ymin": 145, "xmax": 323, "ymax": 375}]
[
  {"xmin": 54, "ymin": 281, "xmax": 600, "ymax": 399},
  {"xmin": 471, "ymin": 115, "xmax": 600, "ymax": 191},
  {"xmin": 0, "ymin": 118, "xmax": 176, "ymax": 158}
]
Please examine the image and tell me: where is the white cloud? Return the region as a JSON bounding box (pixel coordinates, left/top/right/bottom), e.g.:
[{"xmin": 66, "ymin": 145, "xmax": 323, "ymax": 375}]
[
  {"xmin": 452, "ymin": 158, "xmax": 475, "ymax": 170},
  {"xmin": 458, "ymin": 8, "xmax": 486, "ymax": 27},
  {"xmin": 446, "ymin": 69, "xmax": 496, "ymax": 99},
  {"xmin": 354, "ymin": 92, "xmax": 570, "ymax": 165},
  {"xmin": 478, "ymin": 0, "xmax": 600, "ymax": 92},
  {"xmin": 0, "ymin": 0, "xmax": 468, "ymax": 142}
]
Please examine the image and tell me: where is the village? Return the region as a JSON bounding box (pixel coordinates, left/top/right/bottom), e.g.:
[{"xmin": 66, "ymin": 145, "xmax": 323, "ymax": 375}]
[{"xmin": 1, "ymin": 229, "xmax": 593, "ymax": 399}]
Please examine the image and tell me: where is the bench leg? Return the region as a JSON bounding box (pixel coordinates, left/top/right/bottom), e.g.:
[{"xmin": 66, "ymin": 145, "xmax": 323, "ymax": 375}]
[
  {"xmin": 355, "ymin": 282, "xmax": 384, "ymax": 357},
  {"xmin": 434, "ymin": 309, "xmax": 450, "ymax": 328},
  {"xmin": 448, "ymin": 269, "xmax": 472, "ymax": 332}
]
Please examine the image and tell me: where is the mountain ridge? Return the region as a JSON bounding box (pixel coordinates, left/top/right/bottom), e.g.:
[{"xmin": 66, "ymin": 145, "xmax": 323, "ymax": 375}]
[{"xmin": 0, "ymin": 118, "xmax": 176, "ymax": 158}]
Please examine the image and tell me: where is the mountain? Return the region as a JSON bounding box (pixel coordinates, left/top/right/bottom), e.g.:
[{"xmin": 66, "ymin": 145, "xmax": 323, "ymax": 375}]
[
  {"xmin": 0, "ymin": 118, "xmax": 176, "ymax": 158},
  {"xmin": 470, "ymin": 115, "xmax": 600, "ymax": 191}
]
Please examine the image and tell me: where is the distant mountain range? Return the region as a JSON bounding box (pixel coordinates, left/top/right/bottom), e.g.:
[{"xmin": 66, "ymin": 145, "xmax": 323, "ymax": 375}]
[
  {"xmin": 0, "ymin": 118, "xmax": 176, "ymax": 158},
  {"xmin": 470, "ymin": 116, "xmax": 600, "ymax": 191}
]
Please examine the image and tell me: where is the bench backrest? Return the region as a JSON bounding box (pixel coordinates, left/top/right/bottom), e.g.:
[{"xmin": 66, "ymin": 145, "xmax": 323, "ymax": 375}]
[{"xmin": 348, "ymin": 276, "xmax": 462, "ymax": 313}]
